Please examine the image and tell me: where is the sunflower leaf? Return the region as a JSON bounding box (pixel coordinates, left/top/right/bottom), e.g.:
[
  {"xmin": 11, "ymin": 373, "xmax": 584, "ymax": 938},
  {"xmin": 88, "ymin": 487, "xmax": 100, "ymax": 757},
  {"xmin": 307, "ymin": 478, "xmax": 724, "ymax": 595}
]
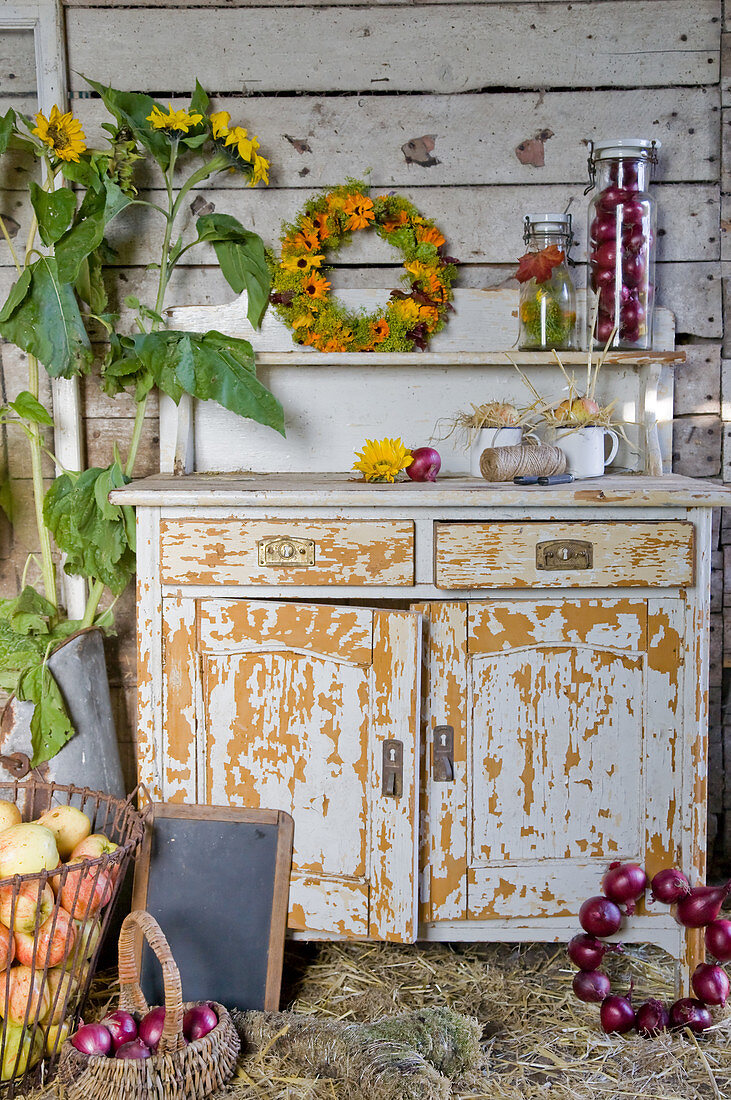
[
  {"xmin": 0, "ymin": 257, "xmax": 92, "ymax": 379},
  {"xmin": 190, "ymin": 81, "xmax": 209, "ymax": 117},
  {"xmin": 104, "ymin": 329, "xmax": 284, "ymax": 434},
  {"xmin": 9, "ymin": 390, "xmax": 53, "ymax": 426},
  {"xmin": 43, "ymin": 462, "xmax": 136, "ymax": 594},
  {"xmin": 82, "ymin": 76, "xmax": 171, "ymax": 170},
  {"xmin": 55, "ymin": 177, "xmax": 131, "ymax": 284},
  {"xmin": 29, "ymin": 182, "xmax": 77, "ymax": 247},
  {"xmin": 0, "ymin": 109, "xmax": 16, "ymax": 157},
  {"xmin": 195, "ymin": 213, "xmax": 270, "ymax": 328}
]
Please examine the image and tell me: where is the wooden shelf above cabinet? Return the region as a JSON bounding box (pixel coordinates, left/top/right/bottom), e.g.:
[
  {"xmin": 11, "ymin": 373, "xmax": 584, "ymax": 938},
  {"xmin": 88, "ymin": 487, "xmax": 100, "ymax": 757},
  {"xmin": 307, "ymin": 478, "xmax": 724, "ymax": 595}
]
[{"xmin": 249, "ymin": 349, "xmax": 686, "ymax": 368}]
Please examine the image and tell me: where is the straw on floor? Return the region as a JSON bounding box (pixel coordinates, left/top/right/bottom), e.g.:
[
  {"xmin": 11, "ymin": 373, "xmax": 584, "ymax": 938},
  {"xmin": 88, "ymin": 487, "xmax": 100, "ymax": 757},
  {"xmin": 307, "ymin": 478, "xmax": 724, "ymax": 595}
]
[{"xmin": 37, "ymin": 939, "xmax": 731, "ymax": 1099}]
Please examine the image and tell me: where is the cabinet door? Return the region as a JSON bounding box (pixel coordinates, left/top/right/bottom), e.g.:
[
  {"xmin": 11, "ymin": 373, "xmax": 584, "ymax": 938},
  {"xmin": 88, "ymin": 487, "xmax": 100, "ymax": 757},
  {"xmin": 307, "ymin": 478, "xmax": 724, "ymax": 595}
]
[
  {"xmin": 162, "ymin": 597, "xmax": 421, "ymax": 942},
  {"xmin": 419, "ymin": 598, "xmax": 683, "ymax": 922}
]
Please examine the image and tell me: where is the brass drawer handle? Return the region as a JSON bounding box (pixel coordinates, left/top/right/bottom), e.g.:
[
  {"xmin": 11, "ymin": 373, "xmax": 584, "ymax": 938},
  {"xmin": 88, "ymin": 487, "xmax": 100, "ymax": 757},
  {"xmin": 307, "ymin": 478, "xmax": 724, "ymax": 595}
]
[
  {"xmin": 536, "ymin": 539, "xmax": 593, "ymax": 571},
  {"xmin": 257, "ymin": 535, "xmax": 316, "ymax": 567}
]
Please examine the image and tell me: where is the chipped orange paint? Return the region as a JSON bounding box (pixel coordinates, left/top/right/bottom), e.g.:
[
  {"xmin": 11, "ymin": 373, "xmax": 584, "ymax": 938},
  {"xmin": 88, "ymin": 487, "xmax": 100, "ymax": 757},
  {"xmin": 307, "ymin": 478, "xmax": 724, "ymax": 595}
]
[
  {"xmin": 469, "ymin": 598, "xmax": 647, "ymax": 655},
  {"xmin": 160, "ymin": 518, "xmax": 415, "ymax": 586},
  {"xmin": 200, "ymin": 599, "xmax": 374, "ymax": 665},
  {"xmin": 435, "ymin": 521, "xmax": 694, "ymax": 590},
  {"xmin": 161, "ymin": 597, "xmax": 198, "ymax": 802}
]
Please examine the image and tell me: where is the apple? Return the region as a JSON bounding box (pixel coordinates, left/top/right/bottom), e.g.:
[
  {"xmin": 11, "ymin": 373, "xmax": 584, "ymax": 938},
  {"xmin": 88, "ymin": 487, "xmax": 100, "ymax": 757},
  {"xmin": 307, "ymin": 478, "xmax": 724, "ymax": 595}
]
[
  {"xmin": 0, "ymin": 965, "xmax": 50, "ymax": 1026},
  {"xmin": 0, "ymin": 925, "xmax": 14, "ymax": 972},
  {"xmin": 70, "ymin": 833, "xmax": 118, "ymax": 861},
  {"xmin": 44, "ymin": 1018, "xmax": 72, "ymax": 1057},
  {"xmin": 0, "ymin": 881, "xmax": 54, "ymax": 934},
  {"xmin": 14, "ymin": 907, "xmax": 75, "ymax": 969},
  {"xmin": 0, "ymin": 802, "xmax": 21, "ymax": 833},
  {"xmin": 0, "ymin": 1023, "xmax": 42, "ymax": 1080},
  {"xmin": 60, "ymin": 860, "xmax": 113, "ymax": 919},
  {"xmin": 36, "ymin": 807, "xmax": 91, "ymax": 861},
  {"xmin": 41, "ymin": 969, "xmax": 79, "ymax": 1026},
  {"xmin": 68, "ymin": 918, "xmax": 101, "ymax": 965},
  {"xmin": 0, "ymin": 823, "xmax": 59, "ymax": 878}
]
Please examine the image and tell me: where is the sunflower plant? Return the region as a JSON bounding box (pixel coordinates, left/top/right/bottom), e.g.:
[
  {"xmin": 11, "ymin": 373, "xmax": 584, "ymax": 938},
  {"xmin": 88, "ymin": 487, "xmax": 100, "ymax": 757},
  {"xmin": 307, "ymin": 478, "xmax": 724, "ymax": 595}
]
[{"xmin": 0, "ymin": 79, "xmax": 281, "ymax": 765}]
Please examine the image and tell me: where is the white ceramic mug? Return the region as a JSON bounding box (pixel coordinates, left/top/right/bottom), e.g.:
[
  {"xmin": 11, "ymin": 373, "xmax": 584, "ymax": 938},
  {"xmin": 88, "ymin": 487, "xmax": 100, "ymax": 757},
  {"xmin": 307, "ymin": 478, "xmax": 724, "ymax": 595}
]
[
  {"xmin": 469, "ymin": 426, "xmax": 523, "ymax": 476},
  {"xmin": 554, "ymin": 425, "xmax": 619, "ymax": 479}
]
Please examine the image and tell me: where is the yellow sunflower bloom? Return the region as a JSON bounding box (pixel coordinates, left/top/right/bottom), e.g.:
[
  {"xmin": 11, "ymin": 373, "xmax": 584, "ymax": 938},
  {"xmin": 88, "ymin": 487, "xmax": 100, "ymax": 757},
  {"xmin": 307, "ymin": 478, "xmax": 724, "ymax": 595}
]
[
  {"xmin": 225, "ymin": 126, "xmax": 259, "ymax": 163},
  {"xmin": 146, "ymin": 103, "xmax": 203, "ymax": 134},
  {"xmin": 250, "ymin": 153, "xmax": 269, "ymax": 186},
  {"xmin": 405, "ymin": 260, "xmax": 440, "ymax": 283},
  {"xmin": 281, "ymin": 253, "xmax": 323, "ymax": 274},
  {"xmin": 210, "ymin": 111, "xmax": 231, "ymax": 140},
  {"xmin": 32, "ymin": 105, "xmax": 86, "ymax": 163},
  {"xmin": 353, "ymin": 438, "xmax": 413, "ymax": 484},
  {"xmin": 342, "ymin": 194, "xmax": 375, "ymax": 231}
]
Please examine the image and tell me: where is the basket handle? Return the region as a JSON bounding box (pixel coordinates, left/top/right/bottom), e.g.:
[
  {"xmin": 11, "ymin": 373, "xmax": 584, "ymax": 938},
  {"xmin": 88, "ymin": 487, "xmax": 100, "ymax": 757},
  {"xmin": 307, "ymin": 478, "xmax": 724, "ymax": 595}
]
[{"xmin": 117, "ymin": 909, "xmax": 186, "ymax": 1054}]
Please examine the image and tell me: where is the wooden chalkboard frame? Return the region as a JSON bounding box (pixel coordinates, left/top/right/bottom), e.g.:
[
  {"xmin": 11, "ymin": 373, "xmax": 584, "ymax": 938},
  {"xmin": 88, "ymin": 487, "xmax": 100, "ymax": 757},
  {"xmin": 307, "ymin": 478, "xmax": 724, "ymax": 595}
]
[{"xmin": 132, "ymin": 803, "xmax": 293, "ymax": 1011}]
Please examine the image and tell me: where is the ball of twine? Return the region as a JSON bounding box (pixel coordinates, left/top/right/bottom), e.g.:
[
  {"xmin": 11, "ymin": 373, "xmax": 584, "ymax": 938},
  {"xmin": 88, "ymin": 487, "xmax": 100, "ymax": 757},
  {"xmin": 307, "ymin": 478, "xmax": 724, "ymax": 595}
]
[{"xmin": 479, "ymin": 443, "xmax": 566, "ymax": 482}]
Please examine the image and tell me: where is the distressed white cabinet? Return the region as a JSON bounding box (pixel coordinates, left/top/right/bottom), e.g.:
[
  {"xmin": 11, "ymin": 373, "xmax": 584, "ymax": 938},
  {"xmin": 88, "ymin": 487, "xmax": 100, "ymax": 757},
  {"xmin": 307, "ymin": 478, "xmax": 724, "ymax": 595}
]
[{"xmin": 114, "ymin": 472, "xmax": 731, "ymax": 991}]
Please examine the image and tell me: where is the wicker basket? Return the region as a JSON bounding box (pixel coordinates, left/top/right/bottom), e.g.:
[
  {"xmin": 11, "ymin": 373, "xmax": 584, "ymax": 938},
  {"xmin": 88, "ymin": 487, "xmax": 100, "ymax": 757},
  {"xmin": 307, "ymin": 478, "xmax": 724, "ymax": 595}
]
[{"xmin": 57, "ymin": 910, "xmax": 241, "ymax": 1100}]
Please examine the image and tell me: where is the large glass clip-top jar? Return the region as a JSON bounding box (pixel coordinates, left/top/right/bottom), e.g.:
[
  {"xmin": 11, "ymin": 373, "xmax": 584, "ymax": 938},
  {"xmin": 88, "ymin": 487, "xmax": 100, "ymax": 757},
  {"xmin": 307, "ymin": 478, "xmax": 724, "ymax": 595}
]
[
  {"xmin": 518, "ymin": 212, "xmax": 577, "ymax": 351},
  {"xmin": 587, "ymin": 137, "xmax": 659, "ymax": 350}
]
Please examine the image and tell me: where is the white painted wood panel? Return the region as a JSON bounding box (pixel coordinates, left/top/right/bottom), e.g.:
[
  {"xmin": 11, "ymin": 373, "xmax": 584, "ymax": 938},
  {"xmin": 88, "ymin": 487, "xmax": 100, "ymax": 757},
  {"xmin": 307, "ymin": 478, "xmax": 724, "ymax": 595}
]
[
  {"xmin": 79, "ymin": 183, "xmax": 718, "ymax": 267},
  {"xmin": 66, "ymin": 3, "xmax": 720, "ymax": 93},
  {"xmin": 69, "ymin": 86, "xmax": 719, "ymax": 188}
]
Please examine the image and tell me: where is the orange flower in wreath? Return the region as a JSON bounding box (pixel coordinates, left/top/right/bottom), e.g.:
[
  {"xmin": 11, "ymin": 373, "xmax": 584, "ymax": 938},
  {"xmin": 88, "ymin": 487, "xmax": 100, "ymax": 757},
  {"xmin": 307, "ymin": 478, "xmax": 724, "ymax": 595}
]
[
  {"xmin": 370, "ymin": 319, "xmax": 390, "ymax": 345},
  {"xmin": 343, "ymin": 194, "xmax": 375, "ymax": 231},
  {"xmin": 283, "ymin": 227, "xmax": 320, "ymax": 253},
  {"xmin": 420, "ymin": 304, "xmax": 441, "ymax": 332},
  {"xmin": 302, "ymin": 273, "xmax": 331, "ymax": 301},
  {"xmin": 415, "ymin": 224, "xmax": 445, "ymax": 248},
  {"xmin": 382, "ymin": 209, "xmax": 409, "ymax": 234}
]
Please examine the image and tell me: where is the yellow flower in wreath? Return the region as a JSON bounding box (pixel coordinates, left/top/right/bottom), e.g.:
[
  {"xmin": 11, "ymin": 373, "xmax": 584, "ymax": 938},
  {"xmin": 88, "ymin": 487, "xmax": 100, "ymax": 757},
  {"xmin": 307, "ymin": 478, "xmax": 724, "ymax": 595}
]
[
  {"xmin": 343, "ymin": 194, "xmax": 375, "ymax": 231},
  {"xmin": 147, "ymin": 103, "xmax": 203, "ymax": 134},
  {"xmin": 302, "ymin": 273, "xmax": 331, "ymax": 301},
  {"xmin": 353, "ymin": 438, "xmax": 413, "ymax": 484},
  {"xmin": 281, "ymin": 253, "xmax": 323, "ymax": 274},
  {"xmin": 32, "ymin": 106, "xmax": 86, "ymax": 162},
  {"xmin": 390, "ymin": 297, "xmax": 422, "ymax": 326}
]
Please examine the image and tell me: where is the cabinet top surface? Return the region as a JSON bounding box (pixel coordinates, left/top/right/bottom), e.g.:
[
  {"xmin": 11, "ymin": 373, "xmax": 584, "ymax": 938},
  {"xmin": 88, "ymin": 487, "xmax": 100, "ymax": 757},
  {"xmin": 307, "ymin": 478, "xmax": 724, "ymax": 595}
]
[{"xmin": 110, "ymin": 473, "xmax": 731, "ymax": 510}]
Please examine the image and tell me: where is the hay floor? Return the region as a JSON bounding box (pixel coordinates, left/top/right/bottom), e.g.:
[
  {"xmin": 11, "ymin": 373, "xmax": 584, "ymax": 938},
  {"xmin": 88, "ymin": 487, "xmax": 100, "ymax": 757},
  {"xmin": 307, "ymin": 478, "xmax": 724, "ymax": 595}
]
[{"xmin": 34, "ymin": 940, "xmax": 731, "ymax": 1099}]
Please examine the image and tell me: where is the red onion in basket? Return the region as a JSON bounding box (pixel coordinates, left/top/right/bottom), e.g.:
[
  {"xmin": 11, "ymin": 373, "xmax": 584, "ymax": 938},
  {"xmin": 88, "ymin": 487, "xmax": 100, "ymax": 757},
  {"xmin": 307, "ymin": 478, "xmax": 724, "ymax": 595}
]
[
  {"xmin": 406, "ymin": 447, "xmax": 441, "ymax": 483},
  {"xmin": 115, "ymin": 1039, "xmax": 152, "ymax": 1059},
  {"xmin": 101, "ymin": 1010, "xmax": 138, "ymax": 1051},
  {"xmin": 650, "ymin": 868, "xmax": 691, "ymax": 905},
  {"xmin": 579, "ymin": 896, "xmax": 623, "ymax": 938},
  {"xmin": 692, "ymin": 963, "xmax": 730, "ymax": 1006},
  {"xmin": 669, "ymin": 998, "xmax": 713, "ymax": 1033},
  {"xmin": 183, "ymin": 1003, "xmax": 219, "ymax": 1041},
  {"xmin": 600, "ymin": 995, "xmax": 635, "ymax": 1034},
  {"xmin": 139, "ymin": 1006, "xmax": 166, "ymax": 1052},
  {"xmin": 71, "ymin": 1023, "xmax": 112, "ymax": 1057},
  {"xmin": 705, "ymin": 919, "xmax": 731, "ymax": 962},
  {"xmin": 572, "ymin": 971, "xmax": 611, "ymax": 1003},
  {"xmin": 636, "ymin": 999, "xmax": 669, "ymax": 1037}
]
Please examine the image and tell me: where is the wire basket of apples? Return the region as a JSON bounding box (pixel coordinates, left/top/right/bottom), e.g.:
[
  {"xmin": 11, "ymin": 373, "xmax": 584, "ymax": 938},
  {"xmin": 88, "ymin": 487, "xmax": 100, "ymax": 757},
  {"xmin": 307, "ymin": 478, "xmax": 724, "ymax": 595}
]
[
  {"xmin": 57, "ymin": 910, "xmax": 240, "ymax": 1100},
  {"xmin": 0, "ymin": 779, "xmax": 146, "ymax": 1097}
]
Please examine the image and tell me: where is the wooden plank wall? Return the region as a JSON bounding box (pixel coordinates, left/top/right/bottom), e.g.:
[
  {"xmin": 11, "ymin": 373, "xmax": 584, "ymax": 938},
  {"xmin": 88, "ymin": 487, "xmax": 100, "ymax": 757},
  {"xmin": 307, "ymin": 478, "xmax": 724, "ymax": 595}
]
[{"xmin": 2, "ymin": 0, "xmax": 731, "ymax": 868}]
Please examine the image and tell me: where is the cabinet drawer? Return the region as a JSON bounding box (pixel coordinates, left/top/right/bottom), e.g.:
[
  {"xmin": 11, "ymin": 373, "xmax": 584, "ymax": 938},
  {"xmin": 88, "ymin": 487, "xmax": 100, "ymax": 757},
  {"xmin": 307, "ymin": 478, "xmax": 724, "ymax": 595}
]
[
  {"xmin": 160, "ymin": 519, "xmax": 414, "ymax": 586},
  {"xmin": 434, "ymin": 521, "xmax": 694, "ymax": 589}
]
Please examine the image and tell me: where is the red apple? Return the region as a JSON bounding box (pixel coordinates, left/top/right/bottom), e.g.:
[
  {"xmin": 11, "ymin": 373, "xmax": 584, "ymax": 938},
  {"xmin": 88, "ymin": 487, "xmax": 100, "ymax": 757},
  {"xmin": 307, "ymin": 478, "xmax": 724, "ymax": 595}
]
[
  {"xmin": 14, "ymin": 907, "xmax": 75, "ymax": 969},
  {"xmin": 60, "ymin": 860, "xmax": 113, "ymax": 919}
]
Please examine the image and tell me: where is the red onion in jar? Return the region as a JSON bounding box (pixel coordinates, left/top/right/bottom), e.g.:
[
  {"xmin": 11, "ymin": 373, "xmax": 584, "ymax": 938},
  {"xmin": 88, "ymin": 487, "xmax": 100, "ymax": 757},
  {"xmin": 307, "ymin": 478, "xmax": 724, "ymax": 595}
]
[{"xmin": 587, "ymin": 138, "xmax": 659, "ymax": 350}]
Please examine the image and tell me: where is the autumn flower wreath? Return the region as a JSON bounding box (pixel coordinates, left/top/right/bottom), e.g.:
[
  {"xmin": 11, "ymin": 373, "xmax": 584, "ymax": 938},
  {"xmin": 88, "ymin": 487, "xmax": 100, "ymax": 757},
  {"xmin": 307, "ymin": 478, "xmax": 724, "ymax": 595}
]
[{"xmin": 269, "ymin": 181, "xmax": 458, "ymax": 352}]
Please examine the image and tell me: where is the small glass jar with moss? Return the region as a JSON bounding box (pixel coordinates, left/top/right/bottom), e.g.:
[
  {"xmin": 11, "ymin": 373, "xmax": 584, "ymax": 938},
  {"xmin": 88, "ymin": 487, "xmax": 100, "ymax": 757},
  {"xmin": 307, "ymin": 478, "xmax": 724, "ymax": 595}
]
[{"xmin": 517, "ymin": 213, "xmax": 578, "ymax": 351}]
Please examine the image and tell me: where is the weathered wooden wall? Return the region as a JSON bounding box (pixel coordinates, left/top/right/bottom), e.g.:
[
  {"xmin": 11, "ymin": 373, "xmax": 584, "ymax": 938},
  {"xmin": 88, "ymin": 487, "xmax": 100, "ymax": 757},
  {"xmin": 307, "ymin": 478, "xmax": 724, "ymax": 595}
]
[{"xmin": 2, "ymin": 0, "xmax": 731, "ymax": 868}]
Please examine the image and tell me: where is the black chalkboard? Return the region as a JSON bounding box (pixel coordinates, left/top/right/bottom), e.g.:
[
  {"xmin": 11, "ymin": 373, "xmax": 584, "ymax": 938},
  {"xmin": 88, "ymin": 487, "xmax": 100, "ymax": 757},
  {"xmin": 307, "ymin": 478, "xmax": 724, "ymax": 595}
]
[{"xmin": 132, "ymin": 803, "xmax": 293, "ymax": 1011}]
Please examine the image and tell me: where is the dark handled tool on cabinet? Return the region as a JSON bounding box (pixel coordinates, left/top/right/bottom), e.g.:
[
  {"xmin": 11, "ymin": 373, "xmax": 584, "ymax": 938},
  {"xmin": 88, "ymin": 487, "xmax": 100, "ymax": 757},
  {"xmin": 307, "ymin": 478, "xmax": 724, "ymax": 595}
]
[{"xmin": 514, "ymin": 474, "xmax": 574, "ymax": 485}]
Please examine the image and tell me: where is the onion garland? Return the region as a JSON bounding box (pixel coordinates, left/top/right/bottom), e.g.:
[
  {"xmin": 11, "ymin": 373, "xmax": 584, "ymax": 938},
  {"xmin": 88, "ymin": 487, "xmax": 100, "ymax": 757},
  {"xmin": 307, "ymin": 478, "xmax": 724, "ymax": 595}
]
[{"xmin": 570, "ymin": 862, "xmax": 731, "ymax": 1038}]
